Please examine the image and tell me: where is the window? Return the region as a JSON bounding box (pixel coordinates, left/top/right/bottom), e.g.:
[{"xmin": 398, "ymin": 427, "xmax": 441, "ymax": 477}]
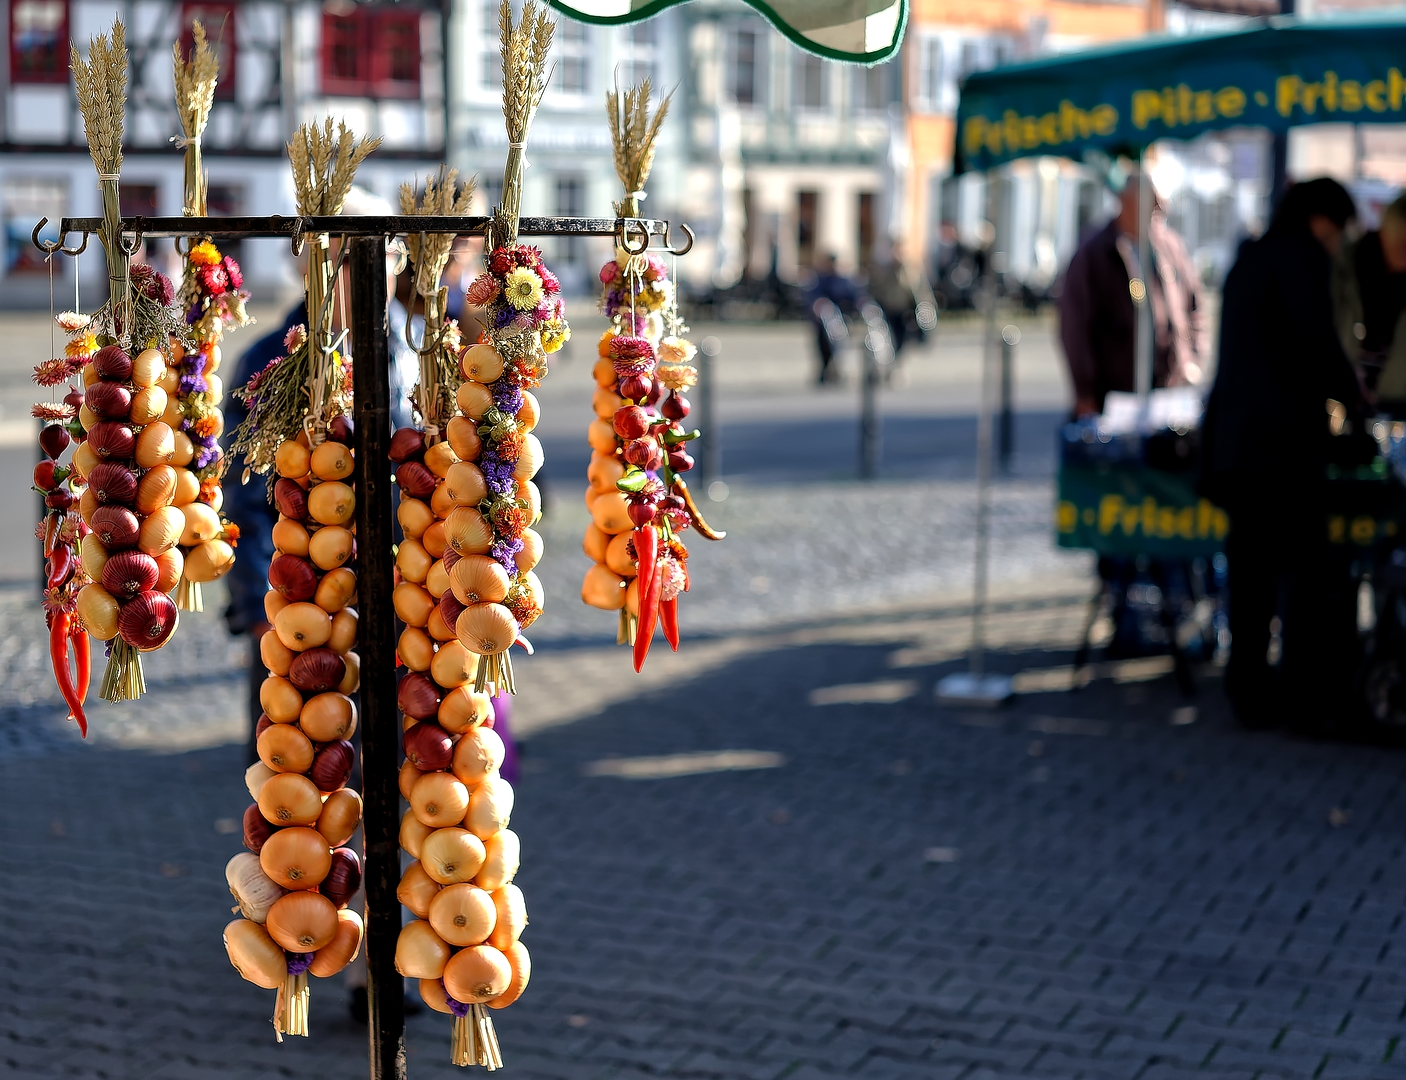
[
  {"xmin": 321, "ymin": 9, "xmax": 420, "ymax": 98},
  {"xmin": 556, "ymin": 176, "xmax": 584, "ymax": 264},
  {"xmin": 617, "ymin": 18, "xmax": 656, "ymax": 88},
  {"xmin": 480, "ymin": 1, "xmax": 501, "ymax": 89},
  {"xmin": 479, "ymin": 177, "xmax": 503, "ymax": 216},
  {"xmin": 852, "ymin": 60, "xmax": 892, "ymax": 113},
  {"xmin": 916, "ymin": 35, "xmax": 943, "ymax": 113},
  {"xmin": 857, "ymin": 191, "xmax": 875, "ymax": 268},
  {"xmin": 797, "ymin": 190, "xmax": 818, "ymax": 269},
  {"xmin": 552, "ymin": 18, "xmax": 589, "ymax": 96},
  {"xmin": 793, "ymin": 52, "xmax": 828, "ymax": 111},
  {"xmin": 959, "ymin": 39, "xmax": 982, "ymax": 79},
  {"xmin": 181, "ymin": 3, "xmax": 235, "ymax": 100},
  {"xmin": 5, "ymin": 176, "xmax": 66, "ymax": 275},
  {"xmin": 727, "ymin": 27, "xmax": 759, "ymax": 106},
  {"xmin": 10, "ymin": 0, "xmax": 68, "ymax": 84}
]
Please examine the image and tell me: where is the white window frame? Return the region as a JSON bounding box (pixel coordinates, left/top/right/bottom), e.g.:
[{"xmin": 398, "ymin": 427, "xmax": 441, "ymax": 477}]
[{"xmin": 792, "ymin": 49, "xmax": 831, "ymax": 113}]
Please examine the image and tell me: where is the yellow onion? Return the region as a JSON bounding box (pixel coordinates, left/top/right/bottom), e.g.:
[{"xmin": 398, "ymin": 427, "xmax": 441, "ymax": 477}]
[
  {"xmin": 317, "ymin": 787, "xmax": 363, "ymax": 847},
  {"xmin": 425, "ymin": 558, "xmax": 450, "ymax": 599},
  {"xmin": 338, "ymin": 650, "xmax": 361, "ymax": 695},
  {"xmin": 170, "ymin": 467, "xmax": 199, "ymax": 506},
  {"xmin": 425, "ymin": 440, "xmax": 458, "ymax": 478},
  {"xmin": 411, "ymin": 771, "xmax": 471, "ymax": 829},
  {"xmin": 134, "ymin": 421, "xmax": 175, "ymax": 468},
  {"xmin": 420, "ymin": 827, "xmax": 487, "ymax": 885},
  {"xmin": 400, "ymin": 758, "xmax": 422, "ymax": 801},
  {"xmin": 75, "ymin": 582, "xmax": 120, "ymax": 639},
  {"xmin": 592, "ymin": 386, "xmax": 621, "ymax": 421},
  {"xmin": 445, "ymin": 462, "xmax": 488, "ymax": 507},
  {"xmin": 465, "ymin": 775, "xmax": 514, "ymax": 839},
  {"xmin": 428, "ymin": 882, "xmax": 497, "ymax": 947},
  {"xmin": 523, "ymin": 481, "xmax": 542, "ymax": 524},
  {"xmin": 257, "ymin": 772, "xmax": 323, "ymax": 826},
  {"xmin": 587, "ymin": 418, "xmax": 616, "ymax": 454},
  {"xmin": 488, "ymin": 884, "xmax": 527, "ymax": 951},
  {"xmin": 170, "ymin": 432, "xmax": 196, "ymax": 468},
  {"xmin": 265, "ymin": 889, "xmax": 339, "ymax": 952},
  {"xmin": 606, "ymin": 531, "xmax": 638, "ymax": 577},
  {"xmin": 442, "ymin": 944, "xmax": 511, "ymax": 1004},
  {"xmin": 399, "ymin": 626, "xmax": 435, "ymax": 671},
  {"xmin": 455, "ymin": 380, "xmax": 493, "ymax": 420},
  {"xmin": 396, "ymin": 539, "xmax": 432, "ymax": 583},
  {"xmin": 452, "ymin": 727, "xmax": 505, "ymax": 788},
  {"xmin": 259, "ymin": 826, "xmax": 332, "ymax": 889},
  {"xmin": 179, "ymin": 501, "xmax": 222, "ymax": 546},
  {"xmin": 395, "ymin": 919, "xmax": 450, "ymax": 979},
  {"xmin": 245, "ymin": 760, "xmax": 277, "ymax": 800},
  {"xmin": 447, "ymin": 415, "xmax": 481, "ymax": 462},
  {"xmin": 257, "ymin": 722, "xmax": 315, "ymax": 774},
  {"xmin": 427, "ymin": 603, "xmax": 456, "ymax": 642},
  {"xmin": 398, "ymin": 496, "xmax": 434, "ymax": 539},
  {"xmin": 420, "ymin": 977, "xmax": 455, "ymax": 1015},
  {"xmin": 400, "ymin": 809, "xmax": 433, "ymax": 860},
  {"xmin": 135, "ymin": 465, "xmax": 177, "ymax": 514},
  {"xmin": 309, "ymin": 524, "xmax": 354, "ymax": 570},
  {"xmin": 329, "ymin": 608, "xmax": 358, "ymax": 654},
  {"xmin": 308, "ymin": 481, "xmax": 355, "ymax": 526},
  {"xmin": 423, "ymin": 521, "xmax": 447, "ymax": 559},
  {"xmin": 450, "ymin": 555, "xmax": 510, "ymax": 606},
  {"xmin": 272, "ymin": 518, "xmax": 310, "ymax": 557},
  {"xmin": 513, "ymin": 434, "xmax": 543, "ymax": 482},
  {"xmin": 518, "ymin": 528, "xmax": 543, "ymax": 573},
  {"xmin": 184, "ymin": 537, "xmax": 233, "ymax": 582},
  {"xmin": 461, "ymin": 343, "xmax": 504, "ymax": 383},
  {"xmin": 130, "ymin": 348, "xmax": 164, "ymax": 388},
  {"xmin": 71, "ymin": 439, "xmax": 99, "ymax": 481},
  {"xmin": 224, "ymin": 919, "xmax": 286, "ymax": 990},
  {"xmin": 438, "ymin": 686, "xmax": 494, "ymax": 733},
  {"xmin": 299, "ymin": 692, "xmax": 357, "ymax": 742},
  {"xmin": 456, "ymin": 603, "xmax": 518, "ymax": 656},
  {"xmin": 309, "ymin": 907, "xmax": 364, "ymax": 978},
  {"xmin": 517, "ymin": 391, "xmax": 540, "ymax": 432},
  {"xmin": 276, "ymin": 440, "xmax": 310, "ymax": 478},
  {"xmin": 397, "ymin": 861, "xmax": 441, "ymax": 920},
  {"xmin": 444, "ymin": 507, "xmax": 493, "ymax": 556},
  {"xmin": 138, "ymin": 505, "xmax": 185, "ymax": 556},
  {"xmin": 275, "ymin": 602, "xmax": 332, "ymax": 651},
  {"xmin": 315, "ymin": 567, "xmax": 357, "ymax": 613},
  {"xmin": 260, "ymin": 630, "xmax": 294, "ymax": 677},
  {"xmin": 393, "ymin": 582, "xmax": 435, "ymax": 628},
  {"xmin": 474, "ymin": 829, "xmax": 519, "ymax": 892},
  {"xmin": 310, "ymin": 440, "xmax": 354, "ymax": 481},
  {"xmin": 226, "ymin": 851, "xmax": 286, "ymax": 924},
  {"xmin": 487, "ymin": 940, "xmax": 531, "ymax": 1009},
  {"xmin": 79, "ymin": 533, "xmax": 109, "ymax": 581},
  {"xmin": 265, "ymin": 589, "xmax": 290, "ymax": 624},
  {"xmin": 153, "ymin": 547, "xmax": 183, "ymax": 593},
  {"xmin": 591, "ymin": 490, "xmax": 633, "ymax": 534},
  {"xmin": 128, "ymin": 384, "xmax": 166, "ymax": 425},
  {"xmin": 430, "ymin": 640, "xmax": 477, "ymax": 689},
  {"xmin": 582, "ymin": 522, "xmax": 609, "ymax": 564},
  {"xmin": 430, "ymin": 479, "xmax": 456, "ymax": 519},
  {"xmin": 259, "ymin": 675, "xmax": 302, "ymax": 724},
  {"xmin": 581, "ymin": 564, "xmax": 627, "ymax": 610}
]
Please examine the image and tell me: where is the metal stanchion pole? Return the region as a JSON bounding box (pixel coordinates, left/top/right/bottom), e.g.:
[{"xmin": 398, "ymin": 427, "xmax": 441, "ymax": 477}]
[
  {"xmin": 349, "ymin": 236, "xmax": 406, "ymax": 1080},
  {"xmin": 859, "ymin": 304, "xmax": 889, "ymax": 480},
  {"xmin": 699, "ymin": 335, "xmax": 721, "ymax": 494},
  {"xmin": 999, "ymin": 323, "xmax": 1019, "ymax": 473}
]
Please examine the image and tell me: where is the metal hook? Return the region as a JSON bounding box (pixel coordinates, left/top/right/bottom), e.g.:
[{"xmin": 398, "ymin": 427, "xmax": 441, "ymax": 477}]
[
  {"xmin": 616, "ymin": 218, "xmax": 650, "ymax": 256},
  {"xmin": 118, "ymin": 232, "xmax": 143, "ymax": 257},
  {"xmin": 289, "ymin": 217, "xmax": 307, "ymax": 258},
  {"xmin": 663, "ymin": 221, "xmax": 695, "ymax": 257},
  {"xmin": 31, "ymin": 218, "xmax": 90, "ymax": 257}
]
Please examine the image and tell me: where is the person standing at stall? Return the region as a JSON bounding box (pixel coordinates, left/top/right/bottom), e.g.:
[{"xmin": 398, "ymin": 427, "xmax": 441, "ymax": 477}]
[
  {"xmin": 1334, "ymin": 193, "xmax": 1406, "ymax": 408},
  {"xmin": 1203, "ymin": 178, "xmax": 1365, "ymax": 732},
  {"xmin": 1058, "ymin": 172, "xmax": 1207, "ymax": 416},
  {"xmin": 807, "ymin": 252, "xmax": 860, "ymax": 385}
]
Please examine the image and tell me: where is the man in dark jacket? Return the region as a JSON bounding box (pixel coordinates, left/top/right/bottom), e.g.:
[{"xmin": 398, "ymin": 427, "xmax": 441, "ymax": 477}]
[
  {"xmin": 1059, "ymin": 174, "xmax": 1207, "ymax": 415},
  {"xmin": 806, "ymin": 253, "xmax": 859, "ymax": 384},
  {"xmin": 1203, "ymin": 178, "xmax": 1364, "ymax": 731}
]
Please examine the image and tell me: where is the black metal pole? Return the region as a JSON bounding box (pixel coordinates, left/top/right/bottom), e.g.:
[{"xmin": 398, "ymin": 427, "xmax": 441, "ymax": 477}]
[
  {"xmin": 998, "ymin": 324, "xmax": 1017, "ymax": 473},
  {"xmin": 349, "ymin": 235, "xmax": 406, "ymax": 1080},
  {"xmin": 698, "ymin": 335, "xmax": 721, "ymax": 490}
]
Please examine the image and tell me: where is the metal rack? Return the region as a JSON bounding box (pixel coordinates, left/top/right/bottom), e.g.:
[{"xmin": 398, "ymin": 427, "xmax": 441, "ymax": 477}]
[{"xmin": 35, "ymin": 212, "xmax": 691, "ymax": 1080}]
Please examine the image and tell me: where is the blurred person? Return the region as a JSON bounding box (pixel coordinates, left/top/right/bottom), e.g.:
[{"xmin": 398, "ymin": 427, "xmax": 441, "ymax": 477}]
[
  {"xmin": 806, "ymin": 252, "xmax": 859, "ymax": 384},
  {"xmin": 932, "ymin": 220, "xmax": 982, "ymax": 310},
  {"xmin": 867, "ymin": 242, "xmax": 920, "ymax": 361},
  {"xmin": 1202, "ymin": 177, "xmax": 1365, "ymax": 732},
  {"xmin": 1058, "ymin": 172, "xmax": 1207, "ymax": 416},
  {"xmin": 1334, "ymin": 192, "xmax": 1406, "ymax": 408}
]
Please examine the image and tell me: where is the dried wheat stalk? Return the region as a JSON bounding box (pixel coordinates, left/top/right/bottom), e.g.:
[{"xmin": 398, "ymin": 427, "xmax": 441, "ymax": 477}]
[
  {"xmin": 494, "ymin": 0, "xmax": 554, "ymax": 246},
  {"xmin": 607, "ymin": 78, "xmax": 671, "ymax": 219},
  {"xmin": 71, "ymin": 20, "xmax": 129, "ymax": 322},
  {"xmin": 400, "ymin": 167, "xmax": 475, "ymax": 433},
  {"xmin": 173, "ymin": 20, "xmax": 218, "ymax": 215}
]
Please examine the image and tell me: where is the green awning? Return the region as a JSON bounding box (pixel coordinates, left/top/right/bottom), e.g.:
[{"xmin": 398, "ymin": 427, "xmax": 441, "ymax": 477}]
[
  {"xmin": 546, "ymin": 1, "xmax": 907, "ymax": 64},
  {"xmin": 955, "ymin": 14, "xmax": 1406, "ymax": 172}
]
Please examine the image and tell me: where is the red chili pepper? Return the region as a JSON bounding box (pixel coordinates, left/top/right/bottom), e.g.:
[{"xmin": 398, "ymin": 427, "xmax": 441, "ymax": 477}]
[
  {"xmin": 46, "ymin": 546, "xmax": 72, "ymax": 590},
  {"xmin": 634, "ymin": 525, "xmax": 658, "ymax": 608},
  {"xmin": 42, "ymin": 512, "xmax": 59, "ymax": 559},
  {"xmin": 634, "ymin": 553, "xmax": 663, "ymax": 673},
  {"xmin": 660, "ymin": 597, "xmax": 680, "ymax": 652},
  {"xmin": 50, "ymin": 612, "xmax": 87, "ymax": 738},
  {"xmin": 72, "ymin": 627, "xmax": 91, "ymax": 710}
]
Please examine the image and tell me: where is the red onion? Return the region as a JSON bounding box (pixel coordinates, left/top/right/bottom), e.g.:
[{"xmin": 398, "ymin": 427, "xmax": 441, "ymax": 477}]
[
  {"xmin": 613, "ymin": 406, "xmax": 650, "ymax": 440},
  {"xmin": 33, "ymin": 460, "xmax": 60, "ymax": 490},
  {"xmin": 39, "ymin": 425, "xmax": 70, "ymax": 459},
  {"xmin": 85, "ymin": 380, "xmax": 133, "ymax": 420},
  {"xmin": 91, "ymin": 506, "xmax": 140, "ymax": 550},
  {"xmin": 89, "ymin": 461, "xmax": 138, "ymax": 506},
  {"xmin": 92, "ymin": 345, "xmax": 133, "ymax": 381},
  {"xmin": 662, "ymin": 393, "xmax": 690, "ymax": 420},
  {"xmin": 403, "ymin": 721, "xmax": 453, "ymax": 771},
  {"xmin": 117, "ymin": 590, "xmax": 178, "ymax": 650},
  {"xmin": 622, "ymin": 436, "xmax": 660, "ymax": 468},
  {"xmin": 274, "ymin": 478, "xmax": 307, "ymax": 520},
  {"xmin": 288, "ymin": 647, "xmax": 346, "ymax": 693},
  {"xmin": 101, "ymin": 550, "xmax": 160, "ymax": 598},
  {"xmin": 255, "ymin": 714, "xmax": 274, "ymax": 738},
  {"xmin": 441, "ymin": 549, "xmax": 462, "ymax": 573},
  {"xmin": 389, "ymin": 427, "xmax": 426, "ymax": 464},
  {"xmin": 45, "ymin": 489, "xmax": 75, "ymax": 511},
  {"xmin": 322, "ymin": 847, "xmax": 362, "ymax": 908},
  {"xmin": 619, "ymin": 374, "xmax": 653, "ymax": 401},
  {"xmin": 628, "ymin": 501, "xmax": 657, "ymax": 527},
  {"xmin": 309, "ymin": 739, "xmax": 356, "ymax": 793},
  {"xmin": 87, "ymin": 421, "xmax": 135, "ymax": 461},
  {"xmin": 243, "ymin": 803, "xmax": 276, "ymax": 855},
  {"xmin": 439, "ymin": 591, "xmax": 466, "ymax": 630},
  {"xmin": 397, "ymin": 671, "xmax": 440, "ymax": 720},
  {"xmin": 268, "ymin": 553, "xmax": 317, "ymax": 602},
  {"xmin": 396, "ymin": 461, "xmax": 436, "ymax": 499},
  {"xmin": 329, "ymin": 414, "xmax": 355, "ymax": 444}
]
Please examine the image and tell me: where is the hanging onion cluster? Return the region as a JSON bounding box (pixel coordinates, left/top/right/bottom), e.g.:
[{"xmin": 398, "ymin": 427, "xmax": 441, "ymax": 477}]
[{"xmin": 223, "ymin": 419, "xmax": 364, "ymax": 1039}]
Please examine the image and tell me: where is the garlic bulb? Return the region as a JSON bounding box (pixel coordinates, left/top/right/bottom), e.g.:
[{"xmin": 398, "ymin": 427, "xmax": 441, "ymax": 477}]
[
  {"xmin": 245, "ymin": 760, "xmax": 277, "ymax": 800},
  {"xmin": 226, "ymin": 852, "xmax": 287, "ymax": 924}
]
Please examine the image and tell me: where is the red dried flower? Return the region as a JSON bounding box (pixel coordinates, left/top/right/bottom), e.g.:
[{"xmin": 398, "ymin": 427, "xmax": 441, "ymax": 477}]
[{"xmin": 609, "ymin": 335, "xmax": 656, "ymax": 376}]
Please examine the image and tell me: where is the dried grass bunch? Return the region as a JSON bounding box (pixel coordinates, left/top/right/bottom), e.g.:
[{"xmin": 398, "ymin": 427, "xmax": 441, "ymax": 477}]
[
  {"xmin": 607, "ymin": 79, "xmax": 672, "ymax": 218},
  {"xmin": 71, "ymin": 20, "xmax": 129, "ymax": 316},
  {"xmin": 173, "ymin": 19, "xmax": 218, "ymax": 215},
  {"xmin": 493, "ymin": 0, "xmax": 554, "ymax": 245},
  {"xmin": 288, "ymin": 117, "xmax": 382, "ymax": 218},
  {"xmin": 400, "ymin": 167, "xmax": 476, "ymax": 433}
]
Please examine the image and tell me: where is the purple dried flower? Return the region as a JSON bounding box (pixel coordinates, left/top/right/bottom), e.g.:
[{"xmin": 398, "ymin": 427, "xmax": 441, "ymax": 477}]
[{"xmin": 286, "ymin": 953, "xmax": 314, "ymax": 976}]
